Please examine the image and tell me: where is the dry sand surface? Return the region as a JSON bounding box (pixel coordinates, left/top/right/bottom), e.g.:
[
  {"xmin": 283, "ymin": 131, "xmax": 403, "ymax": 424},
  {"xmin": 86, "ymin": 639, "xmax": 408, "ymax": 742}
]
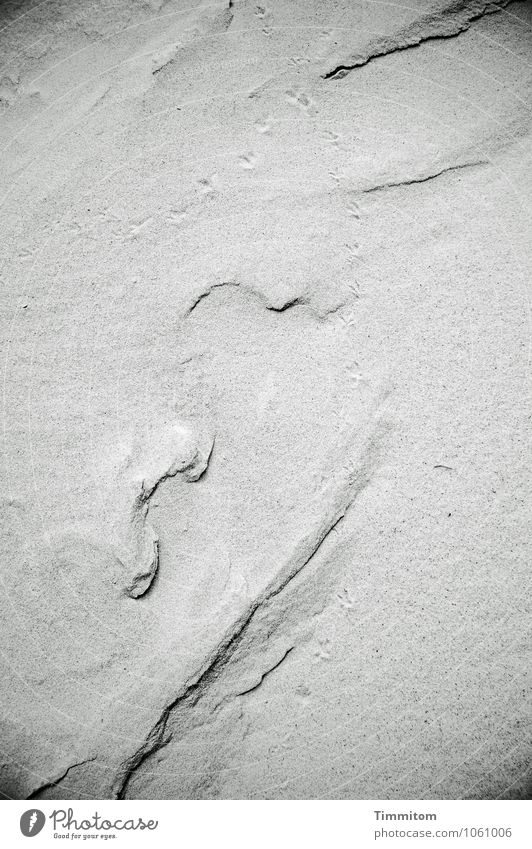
[{"xmin": 0, "ymin": 0, "xmax": 531, "ymax": 800}]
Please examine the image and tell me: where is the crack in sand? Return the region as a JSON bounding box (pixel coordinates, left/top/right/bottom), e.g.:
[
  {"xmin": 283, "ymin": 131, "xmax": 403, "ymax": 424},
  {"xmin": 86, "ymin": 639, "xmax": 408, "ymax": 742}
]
[
  {"xmin": 362, "ymin": 159, "xmax": 487, "ymax": 194},
  {"xmin": 323, "ymin": 0, "xmax": 519, "ymax": 80},
  {"xmin": 112, "ymin": 416, "xmax": 385, "ymax": 799},
  {"xmin": 234, "ymin": 646, "xmax": 294, "ymax": 697},
  {"xmin": 27, "ymin": 757, "xmax": 97, "ymax": 800},
  {"xmin": 186, "ymin": 280, "xmax": 314, "ymax": 318}
]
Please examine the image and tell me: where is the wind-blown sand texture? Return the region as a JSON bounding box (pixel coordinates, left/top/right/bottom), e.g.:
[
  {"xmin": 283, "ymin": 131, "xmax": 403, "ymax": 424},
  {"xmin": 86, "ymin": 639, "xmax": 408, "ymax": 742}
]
[{"xmin": 0, "ymin": 0, "xmax": 531, "ymax": 800}]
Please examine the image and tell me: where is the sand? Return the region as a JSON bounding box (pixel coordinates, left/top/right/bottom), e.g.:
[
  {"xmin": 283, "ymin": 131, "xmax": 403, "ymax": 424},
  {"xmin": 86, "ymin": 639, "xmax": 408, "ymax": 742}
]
[{"xmin": 0, "ymin": 0, "xmax": 530, "ymax": 800}]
